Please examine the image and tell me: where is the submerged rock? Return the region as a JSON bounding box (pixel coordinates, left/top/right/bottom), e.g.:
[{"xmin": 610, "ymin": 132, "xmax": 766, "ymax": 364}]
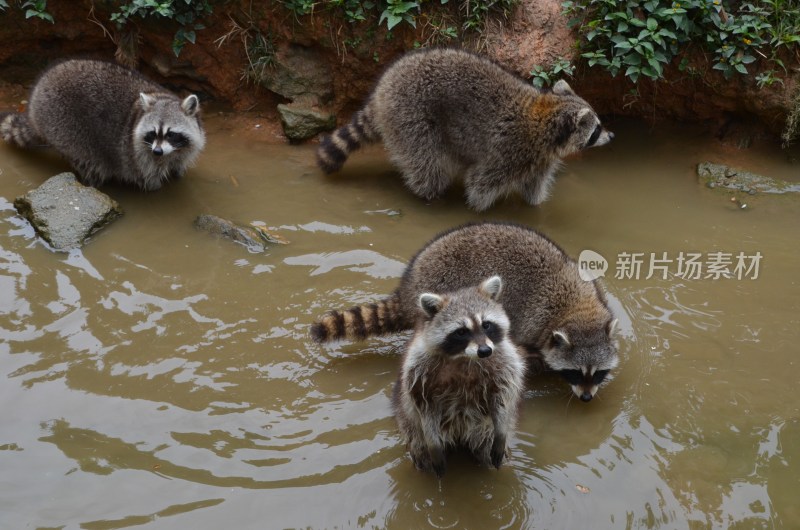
[
  {"xmin": 194, "ymin": 214, "xmax": 288, "ymax": 253},
  {"xmin": 13, "ymin": 172, "xmax": 122, "ymax": 251},
  {"xmin": 697, "ymin": 162, "xmax": 800, "ymax": 194},
  {"xmin": 277, "ymin": 103, "xmax": 336, "ymax": 141}
]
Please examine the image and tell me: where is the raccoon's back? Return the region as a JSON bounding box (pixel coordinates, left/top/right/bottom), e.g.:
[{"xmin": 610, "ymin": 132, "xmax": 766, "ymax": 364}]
[
  {"xmin": 399, "ymin": 222, "xmax": 607, "ymax": 343},
  {"xmin": 371, "ymin": 49, "xmax": 534, "ymax": 140},
  {"xmin": 28, "ymin": 60, "xmax": 160, "ymax": 156}
]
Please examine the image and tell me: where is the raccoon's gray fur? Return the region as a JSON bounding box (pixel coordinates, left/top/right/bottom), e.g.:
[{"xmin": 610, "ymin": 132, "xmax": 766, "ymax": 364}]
[
  {"xmin": 393, "ymin": 276, "xmax": 525, "ymax": 477},
  {"xmin": 316, "ymin": 48, "xmax": 614, "ymax": 211},
  {"xmin": 312, "ymin": 222, "xmax": 619, "ymax": 402},
  {"xmin": 0, "ymin": 59, "xmax": 205, "ymax": 190}
]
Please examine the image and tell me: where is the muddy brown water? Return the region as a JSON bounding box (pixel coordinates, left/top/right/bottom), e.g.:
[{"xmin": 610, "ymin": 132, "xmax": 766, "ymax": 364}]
[{"xmin": 1, "ymin": 116, "xmax": 798, "ymax": 529}]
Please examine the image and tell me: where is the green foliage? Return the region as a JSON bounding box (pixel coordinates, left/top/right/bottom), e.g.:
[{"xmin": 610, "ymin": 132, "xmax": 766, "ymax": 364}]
[
  {"xmin": 530, "ymin": 57, "xmax": 575, "ymax": 88},
  {"xmin": 0, "ymin": 0, "xmax": 54, "ymax": 22},
  {"xmin": 379, "ymin": 0, "xmax": 419, "ymax": 30},
  {"xmin": 782, "ymin": 87, "xmax": 800, "ymax": 146},
  {"xmin": 279, "ymin": 0, "xmax": 518, "ymax": 35},
  {"xmin": 563, "ymin": 0, "xmax": 798, "ymax": 84},
  {"xmin": 459, "ymin": 0, "xmax": 516, "ymax": 32},
  {"xmin": 243, "ymin": 31, "xmax": 277, "ymax": 85},
  {"xmin": 110, "ymin": 0, "xmax": 213, "ymax": 56},
  {"xmin": 22, "ymin": 0, "xmax": 52, "ymax": 22}
]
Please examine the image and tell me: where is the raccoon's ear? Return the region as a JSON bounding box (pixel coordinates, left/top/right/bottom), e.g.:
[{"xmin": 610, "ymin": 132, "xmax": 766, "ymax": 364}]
[
  {"xmin": 419, "ymin": 293, "xmax": 445, "ymax": 318},
  {"xmin": 606, "ymin": 318, "xmax": 619, "ymax": 336},
  {"xmin": 139, "ymin": 93, "xmax": 157, "ymax": 111},
  {"xmin": 553, "ymin": 79, "xmax": 576, "ymax": 96},
  {"xmin": 552, "ymin": 330, "xmax": 571, "ymax": 348},
  {"xmin": 479, "ymin": 276, "xmax": 503, "ymax": 300},
  {"xmin": 182, "ymin": 95, "xmax": 200, "ymax": 116}
]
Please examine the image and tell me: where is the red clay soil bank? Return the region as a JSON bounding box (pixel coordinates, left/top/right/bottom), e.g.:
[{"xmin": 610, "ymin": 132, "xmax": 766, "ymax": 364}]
[{"xmin": 0, "ymin": 0, "xmax": 795, "ymax": 138}]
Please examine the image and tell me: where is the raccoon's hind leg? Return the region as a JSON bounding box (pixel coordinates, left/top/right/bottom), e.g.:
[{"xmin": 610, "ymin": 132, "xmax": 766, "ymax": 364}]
[
  {"xmin": 386, "ymin": 135, "xmax": 459, "ymax": 201},
  {"xmin": 0, "ymin": 113, "xmax": 44, "ymax": 148}
]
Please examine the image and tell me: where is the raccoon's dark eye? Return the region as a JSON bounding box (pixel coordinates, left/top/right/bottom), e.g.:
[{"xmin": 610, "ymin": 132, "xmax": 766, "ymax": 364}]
[
  {"xmin": 559, "ymin": 369, "xmax": 583, "ymax": 385},
  {"xmin": 442, "ymin": 327, "xmax": 472, "ymax": 355},
  {"xmin": 593, "ymin": 370, "xmax": 609, "ymax": 384},
  {"xmin": 481, "ymin": 320, "xmax": 503, "ymax": 342},
  {"xmin": 165, "ymin": 131, "xmax": 189, "ymax": 148},
  {"xmin": 143, "ymin": 131, "xmax": 157, "ymax": 144}
]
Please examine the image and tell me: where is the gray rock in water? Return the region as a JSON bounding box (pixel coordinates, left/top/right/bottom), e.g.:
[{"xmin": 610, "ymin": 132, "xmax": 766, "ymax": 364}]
[
  {"xmin": 194, "ymin": 214, "xmax": 288, "ymax": 253},
  {"xmin": 697, "ymin": 162, "xmax": 800, "ymax": 194},
  {"xmin": 13, "ymin": 172, "xmax": 123, "ymax": 251},
  {"xmin": 277, "ymin": 103, "xmax": 336, "ymax": 141}
]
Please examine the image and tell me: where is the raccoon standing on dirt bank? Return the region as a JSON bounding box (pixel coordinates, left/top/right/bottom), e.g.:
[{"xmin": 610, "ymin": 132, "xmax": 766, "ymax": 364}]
[
  {"xmin": 317, "ymin": 48, "xmax": 614, "ymax": 211},
  {"xmin": 0, "ymin": 59, "xmax": 206, "ymax": 190},
  {"xmin": 394, "ymin": 276, "xmax": 525, "ymax": 477},
  {"xmin": 312, "ymin": 222, "xmax": 619, "ymax": 402}
]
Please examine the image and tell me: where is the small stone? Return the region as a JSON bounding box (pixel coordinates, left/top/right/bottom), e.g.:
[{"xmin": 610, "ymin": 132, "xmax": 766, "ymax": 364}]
[
  {"xmin": 13, "ymin": 172, "xmax": 122, "ymax": 251},
  {"xmin": 697, "ymin": 162, "xmax": 800, "ymax": 194},
  {"xmin": 194, "ymin": 214, "xmax": 287, "ymax": 253}
]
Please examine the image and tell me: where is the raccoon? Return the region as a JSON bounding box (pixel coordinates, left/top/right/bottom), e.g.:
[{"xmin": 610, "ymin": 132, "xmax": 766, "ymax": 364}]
[
  {"xmin": 0, "ymin": 59, "xmax": 205, "ymax": 190},
  {"xmin": 393, "ymin": 276, "xmax": 525, "ymax": 477},
  {"xmin": 312, "ymin": 222, "xmax": 619, "ymax": 402},
  {"xmin": 316, "ymin": 48, "xmax": 613, "ymax": 211}
]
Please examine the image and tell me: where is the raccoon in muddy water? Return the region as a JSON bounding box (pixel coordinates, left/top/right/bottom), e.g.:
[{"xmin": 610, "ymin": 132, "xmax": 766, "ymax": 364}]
[
  {"xmin": 311, "ymin": 222, "xmax": 619, "ymax": 402},
  {"xmin": 393, "ymin": 276, "xmax": 525, "ymax": 477},
  {"xmin": 0, "ymin": 59, "xmax": 206, "ymax": 190},
  {"xmin": 316, "ymin": 48, "xmax": 614, "ymax": 211}
]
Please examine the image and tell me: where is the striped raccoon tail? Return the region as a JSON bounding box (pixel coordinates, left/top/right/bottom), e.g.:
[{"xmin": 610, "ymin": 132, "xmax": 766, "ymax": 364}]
[
  {"xmin": 316, "ymin": 107, "xmax": 379, "ymax": 174},
  {"xmin": 310, "ymin": 294, "xmax": 410, "ymax": 343},
  {"xmin": 0, "ymin": 113, "xmax": 41, "ymax": 148}
]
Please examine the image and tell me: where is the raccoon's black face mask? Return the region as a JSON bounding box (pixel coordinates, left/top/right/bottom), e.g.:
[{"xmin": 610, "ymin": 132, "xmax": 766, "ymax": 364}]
[{"xmin": 559, "ymin": 368, "xmax": 610, "ymax": 401}]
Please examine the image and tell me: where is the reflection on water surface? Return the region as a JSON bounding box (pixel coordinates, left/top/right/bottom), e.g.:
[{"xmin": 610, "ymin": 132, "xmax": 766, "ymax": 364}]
[{"xmin": 1, "ymin": 117, "xmax": 798, "ymax": 529}]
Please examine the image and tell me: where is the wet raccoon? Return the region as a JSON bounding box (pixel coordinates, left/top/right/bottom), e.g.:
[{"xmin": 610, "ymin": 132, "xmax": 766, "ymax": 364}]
[
  {"xmin": 312, "ymin": 222, "xmax": 619, "ymax": 402},
  {"xmin": 393, "ymin": 276, "xmax": 525, "ymax": 477},
  {"xmin": 0, "ymin": 59, "xmax": 205, "ymax": 190},
  {"xmin": 316, "ymin": 48, "xmax": 613, "ymax": 211}
]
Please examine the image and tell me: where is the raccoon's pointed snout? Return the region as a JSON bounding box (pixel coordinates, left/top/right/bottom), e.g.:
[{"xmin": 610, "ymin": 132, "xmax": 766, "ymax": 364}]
[
  {"xmin": 152, "ymin": 145, "xmax": 163, "ymax": 156},
  {"xmin": 607, "ymin": 131, "xmax": 615, "ymax": 141},
  {"xmin": 579, "ymin": 391, "xmax": 593, "ymax": 402},
  {"xmin": 477, "ymin": 345, "xmax": 492, "ymax": 358}
]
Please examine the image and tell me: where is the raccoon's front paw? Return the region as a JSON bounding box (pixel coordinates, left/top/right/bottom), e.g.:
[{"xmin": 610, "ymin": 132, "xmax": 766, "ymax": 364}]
[
  {"xmin": 490, "ymin": 435, "xmax": 507, "ymax": 470},
  {"xmin": 430, "ymin": 448, "xmax": 447, "ymax": 479},
  {"xmin": 411, "ymin": 446, "xmax": 447, "ymax": 477}
]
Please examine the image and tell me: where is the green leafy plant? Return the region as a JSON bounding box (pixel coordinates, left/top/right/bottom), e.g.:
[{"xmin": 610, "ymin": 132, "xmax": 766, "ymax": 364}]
[
  {"xmin": 23, "ymin": 0, "xmax": 53, "ymax": 22},
  {"xmin": 379, "ymin": 0, "xmax": 419, "ymax": 30},
  {"xmin": 460, "ymin": 0, "xmax": 516, "ymax": 32},
  {"xmin": 110, "ymin": 0, "xmax": 213, "ymax": 56},
  {"xmin": 0, "ymin": 0, "xmax": 54, "ymax": 22},
  {"xmin": 530, "ymin": 57, "xmax": 575, "ymax": 88},
  {"xmin": 279, "ymin": 0, "xmax": 519, "ymax": 36},
  {"xmin": 563, "ymin": 0, "xmax": 794, "ymax": 83}
]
